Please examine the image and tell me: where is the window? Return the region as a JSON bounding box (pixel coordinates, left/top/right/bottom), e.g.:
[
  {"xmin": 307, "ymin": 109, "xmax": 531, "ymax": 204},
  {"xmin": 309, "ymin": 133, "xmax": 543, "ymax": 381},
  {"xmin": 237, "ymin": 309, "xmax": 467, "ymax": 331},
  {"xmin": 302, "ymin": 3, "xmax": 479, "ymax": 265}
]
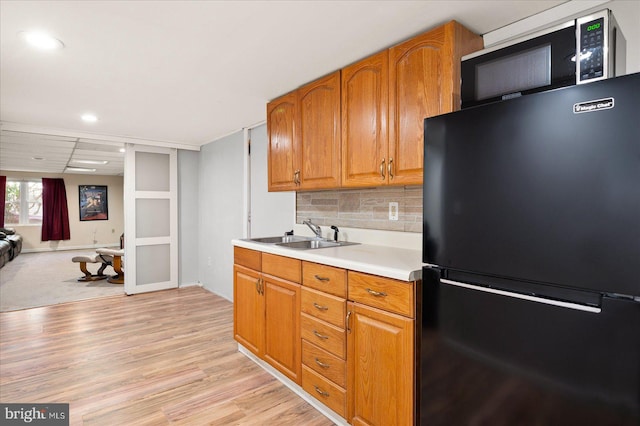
[{"xmin": 4, "ymin": 180, "xmax": 43, "ymax": 225}]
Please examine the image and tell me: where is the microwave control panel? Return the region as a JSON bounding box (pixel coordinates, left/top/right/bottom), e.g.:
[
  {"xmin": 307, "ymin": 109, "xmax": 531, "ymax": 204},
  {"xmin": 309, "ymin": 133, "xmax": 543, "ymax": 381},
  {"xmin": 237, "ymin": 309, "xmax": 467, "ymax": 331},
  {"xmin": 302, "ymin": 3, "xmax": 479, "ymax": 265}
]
[
  {"xmin": 578, "ymin": 17, "xmax": 605, "ymax": 82},
  {"xmin": 576, "ymin": 9, "xmax": 618, "ymax": 85}
]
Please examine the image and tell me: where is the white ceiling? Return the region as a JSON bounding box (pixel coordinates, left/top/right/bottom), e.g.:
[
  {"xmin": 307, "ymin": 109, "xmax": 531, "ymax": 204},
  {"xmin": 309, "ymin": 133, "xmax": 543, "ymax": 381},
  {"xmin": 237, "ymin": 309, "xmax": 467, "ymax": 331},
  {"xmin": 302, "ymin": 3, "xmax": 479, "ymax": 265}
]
[{"xmin": 0, "ymin": 0, "xmax": 587, "ymax": 175}]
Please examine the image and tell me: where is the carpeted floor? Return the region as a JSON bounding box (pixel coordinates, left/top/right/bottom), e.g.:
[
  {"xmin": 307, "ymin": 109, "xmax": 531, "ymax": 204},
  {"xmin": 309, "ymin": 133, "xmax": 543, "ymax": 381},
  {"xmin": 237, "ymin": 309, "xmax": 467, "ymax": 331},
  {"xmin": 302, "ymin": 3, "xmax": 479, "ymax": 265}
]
[{"xmin": 0, "ymin": 249, "xmax": 124, "ymax": 312}]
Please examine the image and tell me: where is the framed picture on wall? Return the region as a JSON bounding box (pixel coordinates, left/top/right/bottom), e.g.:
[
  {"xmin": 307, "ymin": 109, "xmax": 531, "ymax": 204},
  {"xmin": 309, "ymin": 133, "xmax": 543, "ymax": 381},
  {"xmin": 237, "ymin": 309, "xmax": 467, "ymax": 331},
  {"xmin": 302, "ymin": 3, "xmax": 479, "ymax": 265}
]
[{"xmin": 79, "ymin": 185, "xmax": 109, "ymax": 221}]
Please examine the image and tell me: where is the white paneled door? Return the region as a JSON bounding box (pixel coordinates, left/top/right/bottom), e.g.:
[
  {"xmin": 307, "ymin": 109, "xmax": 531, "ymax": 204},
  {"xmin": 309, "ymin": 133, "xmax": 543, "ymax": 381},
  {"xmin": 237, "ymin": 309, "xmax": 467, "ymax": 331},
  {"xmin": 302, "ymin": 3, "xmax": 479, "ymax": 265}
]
[{"xmin": 124, "ymin": 145, "xmax": 178, "ymax": 294}]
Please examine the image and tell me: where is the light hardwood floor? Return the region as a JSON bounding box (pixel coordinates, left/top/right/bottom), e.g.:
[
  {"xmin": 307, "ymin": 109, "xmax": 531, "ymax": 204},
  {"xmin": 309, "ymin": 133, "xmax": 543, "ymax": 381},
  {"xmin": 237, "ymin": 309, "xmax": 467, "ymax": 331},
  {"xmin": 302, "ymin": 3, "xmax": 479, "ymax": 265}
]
[{"xmin": 0, "ymin": 286, "xmax": 334, "ymax": 425}]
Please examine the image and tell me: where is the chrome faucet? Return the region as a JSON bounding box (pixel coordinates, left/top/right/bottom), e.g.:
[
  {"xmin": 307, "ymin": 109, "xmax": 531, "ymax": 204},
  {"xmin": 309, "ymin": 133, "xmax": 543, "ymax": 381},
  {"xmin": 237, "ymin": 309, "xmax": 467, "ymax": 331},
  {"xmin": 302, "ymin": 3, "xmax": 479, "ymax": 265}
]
[{"xmin": 303, "ymin": 219, "xmax": 322, "ymax": 239}]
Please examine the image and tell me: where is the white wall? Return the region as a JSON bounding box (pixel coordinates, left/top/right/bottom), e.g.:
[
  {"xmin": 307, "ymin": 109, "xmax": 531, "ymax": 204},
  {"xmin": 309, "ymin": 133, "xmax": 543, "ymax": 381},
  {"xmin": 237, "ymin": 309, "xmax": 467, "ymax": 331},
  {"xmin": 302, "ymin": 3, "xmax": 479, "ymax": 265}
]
[
  {"xmin": 178, "ymin": 150, "xmax": 200, "ymax": 286},
  {"xmin": 198, "ymin": 131, "xmax": 245, "ymax": 301},
  {"xmin": 1, "ymin": 170, "xmax": 123, "ymax": 251},
  {"xmin": 608, "ymin": 0, "xmax": 640, "ymax": 74}
]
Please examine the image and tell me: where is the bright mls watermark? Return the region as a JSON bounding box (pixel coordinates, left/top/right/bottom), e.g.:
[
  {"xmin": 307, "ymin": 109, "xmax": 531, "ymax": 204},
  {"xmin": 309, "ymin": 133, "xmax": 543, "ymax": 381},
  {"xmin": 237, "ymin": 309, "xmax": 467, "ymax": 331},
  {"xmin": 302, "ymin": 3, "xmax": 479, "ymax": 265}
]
[{"xmin": 1, "ymin": 404, "xmax": 69, "ymax": 425}]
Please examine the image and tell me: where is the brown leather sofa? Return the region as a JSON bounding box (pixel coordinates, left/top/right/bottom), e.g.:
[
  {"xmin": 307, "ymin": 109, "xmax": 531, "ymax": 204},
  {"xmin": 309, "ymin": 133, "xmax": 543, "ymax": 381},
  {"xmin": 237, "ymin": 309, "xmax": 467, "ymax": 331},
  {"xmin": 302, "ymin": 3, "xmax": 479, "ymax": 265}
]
[{"xmin": 0, "ymin": 228, "xmax": 23, "ymax": 269}]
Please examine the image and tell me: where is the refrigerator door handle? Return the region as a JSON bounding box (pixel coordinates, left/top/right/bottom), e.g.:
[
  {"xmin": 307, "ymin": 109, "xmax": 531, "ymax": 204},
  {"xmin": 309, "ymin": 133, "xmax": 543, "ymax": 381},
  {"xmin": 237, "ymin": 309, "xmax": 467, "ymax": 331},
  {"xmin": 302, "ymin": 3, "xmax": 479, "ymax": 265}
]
[{"xmin": 441, "ymin": 279, "xmax": 602, "ymax": 313}]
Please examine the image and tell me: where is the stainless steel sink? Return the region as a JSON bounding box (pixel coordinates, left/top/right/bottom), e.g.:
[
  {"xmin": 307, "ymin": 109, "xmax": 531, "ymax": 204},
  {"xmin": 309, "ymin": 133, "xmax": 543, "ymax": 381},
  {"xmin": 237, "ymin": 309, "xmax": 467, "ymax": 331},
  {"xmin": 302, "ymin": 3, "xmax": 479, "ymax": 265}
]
[
  {"xmin": 276, "ymin": 239, "xmax": 359, "ymax": 250},
  {"xmin": 248, "ymin": 235, "xmax": 314, "ymax": 244}
]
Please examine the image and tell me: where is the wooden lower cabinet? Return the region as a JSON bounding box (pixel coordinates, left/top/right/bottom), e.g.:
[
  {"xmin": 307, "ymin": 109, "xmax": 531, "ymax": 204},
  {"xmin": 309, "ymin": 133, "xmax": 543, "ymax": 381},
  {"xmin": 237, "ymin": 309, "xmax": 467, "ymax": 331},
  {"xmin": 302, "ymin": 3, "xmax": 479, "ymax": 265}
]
[
  {"xmin": 302, "ymin": 339, "xmax": 346, "ymax": 388},
  {"xmin": 301, "ymin": 262, "xmax": 349, "ymax": 418},
  {"xmin": 233, "ymin": 264, "xmax": 264, "ymax": 357},
  {"xmin": 264, "ymin": 275, "xmax": 301, "ymax": 384},
  {"xmin": 236, "ymin": 252, "xmax": 416, "ymax": 425},
  {"xmin": 302, "ymin": 364, "xmax": 347, "ymax": 418},
  {"xmin": 347, "ymin": 301, "xmax": 414, "ymax": 426},
  {"xmin": 233, "ymin": 248, "xmax": 302, "ymax": 384}
]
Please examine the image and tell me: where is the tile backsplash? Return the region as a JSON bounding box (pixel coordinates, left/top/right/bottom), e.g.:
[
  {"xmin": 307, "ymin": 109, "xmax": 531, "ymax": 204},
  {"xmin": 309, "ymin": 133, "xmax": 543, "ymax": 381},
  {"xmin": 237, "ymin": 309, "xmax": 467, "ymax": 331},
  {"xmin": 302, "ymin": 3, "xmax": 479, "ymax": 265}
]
[{"xmin": 296, "ymin": 186, "xmax": 422, "ymax": 233}]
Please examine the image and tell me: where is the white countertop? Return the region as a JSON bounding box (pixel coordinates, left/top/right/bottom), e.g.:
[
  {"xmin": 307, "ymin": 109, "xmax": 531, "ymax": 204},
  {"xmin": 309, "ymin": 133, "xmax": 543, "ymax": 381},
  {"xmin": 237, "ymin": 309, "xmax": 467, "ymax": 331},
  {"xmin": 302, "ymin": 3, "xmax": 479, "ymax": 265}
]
[{"xmin": 232, "ymin": 239, "xmax": 422, "ymax": 282}]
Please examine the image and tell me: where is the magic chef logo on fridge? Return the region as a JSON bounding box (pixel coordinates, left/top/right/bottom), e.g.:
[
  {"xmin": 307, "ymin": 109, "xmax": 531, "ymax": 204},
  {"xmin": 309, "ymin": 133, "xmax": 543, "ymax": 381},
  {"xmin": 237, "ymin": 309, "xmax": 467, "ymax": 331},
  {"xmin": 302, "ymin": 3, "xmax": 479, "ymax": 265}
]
[{"xmin": 573, "ymin": 97, "xmax": 615, "ymax": 113}]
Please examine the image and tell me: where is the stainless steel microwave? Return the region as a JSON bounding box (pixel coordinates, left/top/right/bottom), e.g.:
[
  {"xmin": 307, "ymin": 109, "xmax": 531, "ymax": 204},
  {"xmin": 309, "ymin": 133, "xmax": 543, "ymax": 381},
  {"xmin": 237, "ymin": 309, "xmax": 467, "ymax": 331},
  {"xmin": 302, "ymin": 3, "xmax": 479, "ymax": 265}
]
[{"xmin": 461, "ymin": 9, "xmax": 626, "ymax": 108}]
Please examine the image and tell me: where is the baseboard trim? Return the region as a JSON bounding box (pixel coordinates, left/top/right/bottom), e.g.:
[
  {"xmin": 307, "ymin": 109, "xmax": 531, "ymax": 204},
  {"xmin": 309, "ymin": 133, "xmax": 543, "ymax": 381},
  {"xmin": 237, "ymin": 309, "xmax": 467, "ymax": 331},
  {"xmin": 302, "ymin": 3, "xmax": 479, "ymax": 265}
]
[
  {"xmin": 22, "ymin": 243, "xmax": 119, "ymax": 254},
  {"xmin": 237, "ymin": 344, "xmax": 349, "ymax": 426}
]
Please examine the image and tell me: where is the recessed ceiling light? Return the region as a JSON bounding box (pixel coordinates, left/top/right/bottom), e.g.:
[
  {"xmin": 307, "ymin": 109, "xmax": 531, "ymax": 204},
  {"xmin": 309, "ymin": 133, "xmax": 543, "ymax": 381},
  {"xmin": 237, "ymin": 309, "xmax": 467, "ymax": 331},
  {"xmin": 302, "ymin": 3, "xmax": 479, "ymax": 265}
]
[
  {"xmin": 19, "ymin": 31, "xmax": 64, "ymax": 50},
  {"xmin": 119, "ymin": 148, "xmax": 126, "ymax": 153},
  {"xmin": 81, "ymin": 113, "xmax": 98, "ymax": 123},
  {"xmin": 72, "ymin": 159, "xmax": 109, "ymax": 165},
  {"xmin": 65, "ymin": 167, "xmax": 96, "ymax": 173},
  {"xmin": 32, "ymin": 156, "xmax": 46, "ymax": 161}
]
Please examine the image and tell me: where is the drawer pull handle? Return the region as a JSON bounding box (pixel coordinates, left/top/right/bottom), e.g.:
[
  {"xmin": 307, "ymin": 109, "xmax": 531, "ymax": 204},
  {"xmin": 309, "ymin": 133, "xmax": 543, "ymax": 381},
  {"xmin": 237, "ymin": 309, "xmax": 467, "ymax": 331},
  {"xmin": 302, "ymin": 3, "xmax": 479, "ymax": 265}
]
[
  {"xmin": 315, "ymin": 358, "xmax": 330, "ymax": 369},
  {"xmin": 314, "ymin": 386, "xmax": 330, "ymax": 397},
  {"xmin": 314, "ymin": 275, "xmax": 330, "ymax": 282},
  {"xmin": 313, "ymin": 330, "xmax": 329, "ymax": 340},
  {"xmin": 366, "ymin": 288, "xmax": 387, "ymax": 297},
  {"xmin": 313, "ymin": 302, "xmax": 328, "ymax": 311}
]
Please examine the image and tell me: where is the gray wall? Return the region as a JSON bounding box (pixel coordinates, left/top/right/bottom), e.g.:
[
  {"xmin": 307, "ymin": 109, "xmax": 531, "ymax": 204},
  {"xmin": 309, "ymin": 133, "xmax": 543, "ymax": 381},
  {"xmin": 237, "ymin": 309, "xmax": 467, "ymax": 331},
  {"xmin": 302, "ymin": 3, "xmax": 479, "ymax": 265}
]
[
  {"xmin": 250, "ymin": 124, "xmax": 295, "ymax": 238},
  {"xmin": 178, "ymin": 149, "xmax": 200, "ymax": 286},
  {"xmin": 190, "ymin": 124, "xmax": 296, "ymax": 301},
  {"xmin": 198, "ymin": 131, "xmax": 245, "ymax": 301}
]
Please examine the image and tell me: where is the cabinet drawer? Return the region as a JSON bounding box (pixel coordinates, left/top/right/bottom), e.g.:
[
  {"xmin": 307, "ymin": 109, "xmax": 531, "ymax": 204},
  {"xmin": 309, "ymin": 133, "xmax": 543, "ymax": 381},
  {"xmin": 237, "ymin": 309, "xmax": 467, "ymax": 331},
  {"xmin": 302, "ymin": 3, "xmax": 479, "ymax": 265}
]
[
  {"xmin": 303, "ymin": 262, "xmax": 347, "ymax": 298},
  {"xmin": 301, "ymin": 313, "xmax": 345, "ymax": 358},
  {"xmin": 234, "ymin": 246, "xmax": 261, "ymax": 271},
  {"xmin": 262, "ymin": 253, "xmax": 301, "ymax": 283},
  {"xmin": 348, "ymin": 271, "xmax": 415, "ymax": 318},
  {"xmin": 302, "ymin": 365, "xmax": 346, "ymax": 418},
  {"xmin": 301, "ymin": 287, "xmax": 346, "ymax": 328},
  {"xmin": 302, "ymin": 340, "xmax": 346, "ymax": 388}
]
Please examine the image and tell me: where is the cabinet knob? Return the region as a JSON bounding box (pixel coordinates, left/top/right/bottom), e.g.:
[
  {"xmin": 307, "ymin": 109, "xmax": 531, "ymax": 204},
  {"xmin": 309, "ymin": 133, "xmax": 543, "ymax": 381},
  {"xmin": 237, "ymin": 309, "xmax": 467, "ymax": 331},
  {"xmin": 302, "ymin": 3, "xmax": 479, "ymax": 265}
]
[
  {"xmin": 313, "ymin": 302, "xmax": 329, "ymax": 311},
  {"xmin": 314, "ymin": 386, "xmax": 330, "ymax": 397},
  {"xmin": 313, "ymin": 330, "xmax": 329, "ymax": 340},
  {"xmin": 366, "ymin": 288, "xmax": 387, "ymax": 297},
  {"xmin": 315, "ymin": 358, "xmax": 330, "ymax": 369}
]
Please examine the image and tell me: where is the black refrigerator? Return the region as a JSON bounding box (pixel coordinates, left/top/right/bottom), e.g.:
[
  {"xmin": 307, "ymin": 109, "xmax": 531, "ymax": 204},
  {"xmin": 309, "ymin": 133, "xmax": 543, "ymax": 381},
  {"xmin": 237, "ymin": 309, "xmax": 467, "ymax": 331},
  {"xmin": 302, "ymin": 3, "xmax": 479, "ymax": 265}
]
[{"xmin": 421, "ymin": 73, "xmax": 639, "ymax": 425}]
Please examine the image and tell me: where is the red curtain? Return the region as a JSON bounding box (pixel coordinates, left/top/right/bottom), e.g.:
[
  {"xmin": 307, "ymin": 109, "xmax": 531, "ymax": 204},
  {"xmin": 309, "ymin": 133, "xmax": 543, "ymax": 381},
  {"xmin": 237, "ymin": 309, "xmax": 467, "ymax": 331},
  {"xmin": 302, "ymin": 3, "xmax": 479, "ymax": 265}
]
[
  {"xmin": 0, "ymin": 175, "xmax": 5, "ymax": 227},
  {"xmin": 41, "ymin": 178, "xmax": 71, "ymax": 241}
]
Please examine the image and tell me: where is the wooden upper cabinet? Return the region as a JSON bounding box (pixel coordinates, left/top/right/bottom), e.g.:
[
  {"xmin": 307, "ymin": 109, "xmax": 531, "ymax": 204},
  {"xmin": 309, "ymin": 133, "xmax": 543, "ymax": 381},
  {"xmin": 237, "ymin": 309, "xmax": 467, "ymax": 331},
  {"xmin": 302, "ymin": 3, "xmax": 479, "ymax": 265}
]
[
  {"xmin": 267, "ymin": 21, "xmax": 481, "ymax": 191},
  {"xmin": 388, "ymin": 21, "xmax": 483, "ymax": 186},
  {"xmin": 297, "ymin": 71, "xmax": 341, "ymax": 190},
  {"xmin": 267, "ymin": 91, "xmax": 298, "ymax": 191},
  {"xmin": 341, "ymin": 51, "xmax": 389, "ymax": 187}
]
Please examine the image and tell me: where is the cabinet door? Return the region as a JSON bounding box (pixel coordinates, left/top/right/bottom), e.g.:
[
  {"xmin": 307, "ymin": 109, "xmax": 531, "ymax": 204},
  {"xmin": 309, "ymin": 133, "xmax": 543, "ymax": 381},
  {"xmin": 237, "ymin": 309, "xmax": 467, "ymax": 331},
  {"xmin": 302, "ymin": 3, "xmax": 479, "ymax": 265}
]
[
  {"xmin": 388, "ymin": 22, "xmax": 482, "ymax": 186},
  {"xmin": 263, "ymin": 274, "xmax": 302, "ymax": 384},
  {"xmin": 233, "ymin": 265, "xmax": 264, "ymax": 357},
  {"xmin": 267, "ymin": 91, "xmax": 298, "ymax": 191},
  {"xmin": 347, "ymin": 302, "xmax": 414, "ymax": 426},
  {"xmin": 297, "ymin": 71, "xmax": 341, "ymax": 189},
  {"xmin": 341, "ymin": 51, "xmax": 389, "ymax": 187},
  {"xmin": 388, "ymin": 26, "xmax": 447, "ymax": 186}
]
